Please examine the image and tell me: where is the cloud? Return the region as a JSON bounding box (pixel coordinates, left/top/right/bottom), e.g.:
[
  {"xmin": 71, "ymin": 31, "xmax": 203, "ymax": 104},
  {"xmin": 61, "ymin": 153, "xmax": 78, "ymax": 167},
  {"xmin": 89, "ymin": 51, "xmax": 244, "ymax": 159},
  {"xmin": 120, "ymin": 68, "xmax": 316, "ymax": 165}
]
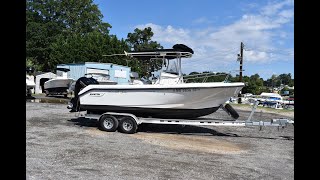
[
  {"xmin": 261, "ymin": 0, "xmax": 293, "ymax": 16},
  {"xmin": 245, "ymin": 3, "xmax": 259, "ymax": 9},
  {"xmin": 279, "ymin": 9, "xmax": 294, "ymax": 18},
  {"xmin": 134, "ymin": 1, "xmax": 293, "ymax": 74},
  {"xmin": 192, "ymin": 17, "xmax": 213, "ymax": 24}
]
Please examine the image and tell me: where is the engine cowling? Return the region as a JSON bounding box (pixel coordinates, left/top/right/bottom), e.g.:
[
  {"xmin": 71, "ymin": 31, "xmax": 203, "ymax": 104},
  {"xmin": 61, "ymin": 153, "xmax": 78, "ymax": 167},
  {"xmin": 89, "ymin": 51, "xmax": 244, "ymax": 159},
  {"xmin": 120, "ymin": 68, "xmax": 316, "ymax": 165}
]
[{"xmin": 68, "ymin": 77, "xmax": 99, "ymax": 112}]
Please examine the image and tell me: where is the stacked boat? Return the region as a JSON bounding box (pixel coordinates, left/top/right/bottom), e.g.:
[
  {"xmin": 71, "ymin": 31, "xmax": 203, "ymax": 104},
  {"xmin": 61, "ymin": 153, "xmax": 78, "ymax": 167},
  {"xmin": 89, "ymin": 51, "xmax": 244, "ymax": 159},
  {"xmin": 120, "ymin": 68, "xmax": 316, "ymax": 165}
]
[{"xmin": 44, "ymin": 68, "xmax": 74, "ymax": 98}]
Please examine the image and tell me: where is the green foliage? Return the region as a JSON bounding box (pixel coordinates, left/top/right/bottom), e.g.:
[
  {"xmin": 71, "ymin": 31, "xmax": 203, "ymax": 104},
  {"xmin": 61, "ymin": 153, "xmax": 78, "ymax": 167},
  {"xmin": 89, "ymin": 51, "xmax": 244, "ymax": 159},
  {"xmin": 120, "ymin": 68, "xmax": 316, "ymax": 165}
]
[
  {"xmin": 26, "ymin": 0, "xmax": 113, "ymax": 72},
  {"xmin": 264, "ymin": 73, "xmax": 294, "ymax": 88},
  {"xmin": 58, "ymin": 0, "xmax": 111, "ymax": 35},
  {"xmin": 240, "ymin": 74, "xmax": 265, "ymax": 95},
  {"xmin": 125, "ymin": 27, "xmax": 163, "ymax": 77},
  {"xmin": 27, "ymin": 0, "xmax": 162, "ymax": 76},
  {"xmin": 126, "ymin": 27, "xmax": 163, "ymax": 51},
  {"xmin": 49, "ymin": 32, "xmax": 129, "ymax": 66},
  {"xmin": 26, "ymin": 57, "xmax": 41, "ymax": 71}
]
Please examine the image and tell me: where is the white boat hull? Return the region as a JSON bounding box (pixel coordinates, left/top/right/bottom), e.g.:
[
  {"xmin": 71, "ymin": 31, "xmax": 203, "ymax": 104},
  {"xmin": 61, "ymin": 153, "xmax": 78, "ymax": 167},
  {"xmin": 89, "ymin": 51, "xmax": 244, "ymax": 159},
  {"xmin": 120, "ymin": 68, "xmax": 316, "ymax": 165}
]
[
  {"xmin": 44, "ymin": 78, "xmax": 74, "ymax": 93},
  {"xmin": 77, "ymin": 82, "xmax": 244, "ymax": 118},
  {"xmin": 26, "ymin": 78, "xmax": 35, "ymax": 96},
  {"xmin": 26, "ymin": 75, "xmax": 35, "ymax": 89},
  {"xmin": 26, "ymin": 80, "xmax": 35, "ymax": 89}
]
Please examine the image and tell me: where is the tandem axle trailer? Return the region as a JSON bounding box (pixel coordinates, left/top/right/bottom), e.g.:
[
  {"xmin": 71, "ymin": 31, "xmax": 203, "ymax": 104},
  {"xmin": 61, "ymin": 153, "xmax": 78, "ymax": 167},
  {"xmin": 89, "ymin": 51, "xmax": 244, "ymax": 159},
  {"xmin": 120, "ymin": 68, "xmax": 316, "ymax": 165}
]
[{"xmin": 75, "ymin": 101, "xmax": 294, "ymax": 134}]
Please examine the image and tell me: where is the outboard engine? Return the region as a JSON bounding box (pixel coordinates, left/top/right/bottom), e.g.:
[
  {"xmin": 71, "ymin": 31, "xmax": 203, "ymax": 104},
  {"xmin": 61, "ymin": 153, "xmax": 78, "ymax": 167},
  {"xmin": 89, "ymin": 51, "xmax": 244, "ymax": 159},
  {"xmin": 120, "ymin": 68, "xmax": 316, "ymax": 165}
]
[{"xmin": 68, "ymin": 77, "xmax": 99, "ymax": 112}]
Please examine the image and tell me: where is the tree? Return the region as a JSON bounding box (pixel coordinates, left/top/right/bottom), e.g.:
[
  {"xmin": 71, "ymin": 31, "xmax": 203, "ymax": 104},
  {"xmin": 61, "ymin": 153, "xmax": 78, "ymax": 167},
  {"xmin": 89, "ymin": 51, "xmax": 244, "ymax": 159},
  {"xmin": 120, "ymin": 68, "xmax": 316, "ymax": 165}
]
[
  {"xmin": 26, "ymin": 0, "xmax": 112, "ymax": 71},
  {"xmin": 26, "ymin": 0, "xmax": 64, "ymax": 71},
  {"xmin": 288, "ymin": 79, "xmax": 294, "ymax": 87},
  {"xmin": 264, "ymin": 73, "xmax": 294, "ymax": 89},
  {"xmin": 270, "ymin": 74, "xmax": 278, "ymax": 88},
  {"xmin": 126, "ymin": 27, "xmax": 163, "ymax": 76},
  {"xmin": 250, "ymin": 74, "xmax": 264, "ymax": 87},
  {"xmin": 126, "ymin": 27, "xmax": 163, "ymax": 51},
  {"xmin": 277, "ymin": 73, "xmax": 294, "ymax": 86},
  {"xmin": 50, "ymin": 32, "xmax": 129, "ymax": 66},
  {"xmin": 240, "ymin": 74, "xmax": 266, "ymax": 95},
  {"xmin": 58, "ymin": 0, "xmax": 111, "ymax": 35}
]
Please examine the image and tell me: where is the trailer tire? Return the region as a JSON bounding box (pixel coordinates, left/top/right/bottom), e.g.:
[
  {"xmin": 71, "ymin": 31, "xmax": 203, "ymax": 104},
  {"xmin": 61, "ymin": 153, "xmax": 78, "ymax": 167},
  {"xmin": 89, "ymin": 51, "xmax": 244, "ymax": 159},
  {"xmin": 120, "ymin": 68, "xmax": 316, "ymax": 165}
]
[
  {"xmin": 99, "ymin": 115, "xmax": 119, "ymax": 132},
  {"xmin": 225, "ymin": 104, "xmax": 239, "ymax": 119},
  {"xmin": 118, "ymin": 117, "xmax": 137, "ymax": 134}
]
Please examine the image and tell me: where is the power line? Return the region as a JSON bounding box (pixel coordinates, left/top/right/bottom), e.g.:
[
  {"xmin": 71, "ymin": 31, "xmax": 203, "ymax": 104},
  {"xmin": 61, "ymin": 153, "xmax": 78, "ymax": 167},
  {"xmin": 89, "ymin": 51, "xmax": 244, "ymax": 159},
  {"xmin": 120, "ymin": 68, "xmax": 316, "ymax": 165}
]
[{"xmin": 243, "ymin": 46, "xmax": 293, "ymax": 56}]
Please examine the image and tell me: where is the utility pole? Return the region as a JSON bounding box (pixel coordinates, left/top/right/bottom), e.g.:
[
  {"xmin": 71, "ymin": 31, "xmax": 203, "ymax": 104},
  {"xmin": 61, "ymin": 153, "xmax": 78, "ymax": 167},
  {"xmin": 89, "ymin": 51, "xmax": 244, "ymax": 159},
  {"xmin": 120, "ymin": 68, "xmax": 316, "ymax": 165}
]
[{"xmin": 237, "ymin": 42, "xmax": 244, "ymax": 104}]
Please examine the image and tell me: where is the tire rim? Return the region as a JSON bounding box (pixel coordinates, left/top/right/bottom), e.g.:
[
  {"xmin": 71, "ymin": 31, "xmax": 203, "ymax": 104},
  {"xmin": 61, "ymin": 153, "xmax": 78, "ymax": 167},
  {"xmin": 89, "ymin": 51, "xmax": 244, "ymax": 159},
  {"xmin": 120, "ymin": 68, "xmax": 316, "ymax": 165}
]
[
  {"xmin": 123, "ymin": 121, "xmax": 133, "ymax": 131},
  {"xmin": 103, "ymin": 118, "xmax": 114, "ymax": 129}
]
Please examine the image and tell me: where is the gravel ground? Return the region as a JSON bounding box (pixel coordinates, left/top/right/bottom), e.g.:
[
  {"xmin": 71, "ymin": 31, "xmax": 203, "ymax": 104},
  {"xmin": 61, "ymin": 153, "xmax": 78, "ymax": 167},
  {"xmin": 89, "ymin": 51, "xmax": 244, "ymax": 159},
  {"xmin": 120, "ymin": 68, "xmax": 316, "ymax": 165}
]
[{"xmin": 26, "ymin": 102, "xmax": 294, "ymax": 180}]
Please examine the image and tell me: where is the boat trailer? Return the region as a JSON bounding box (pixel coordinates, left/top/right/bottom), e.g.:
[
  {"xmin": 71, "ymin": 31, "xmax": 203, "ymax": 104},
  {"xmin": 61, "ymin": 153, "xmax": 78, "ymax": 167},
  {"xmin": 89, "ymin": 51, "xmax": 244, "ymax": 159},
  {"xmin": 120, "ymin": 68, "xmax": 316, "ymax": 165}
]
[{"xmin": 75, "ymin": 101, "xmax": 294, "ymax": 134}]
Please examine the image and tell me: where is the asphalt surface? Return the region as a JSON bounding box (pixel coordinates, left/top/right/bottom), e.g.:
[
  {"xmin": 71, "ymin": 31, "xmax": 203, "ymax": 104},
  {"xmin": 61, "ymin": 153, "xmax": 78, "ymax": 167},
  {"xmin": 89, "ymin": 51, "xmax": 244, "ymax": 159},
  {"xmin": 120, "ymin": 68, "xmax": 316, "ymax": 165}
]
[{"xmin": 26, "ymin": 101, "xmax": 294, "ymax": 180}]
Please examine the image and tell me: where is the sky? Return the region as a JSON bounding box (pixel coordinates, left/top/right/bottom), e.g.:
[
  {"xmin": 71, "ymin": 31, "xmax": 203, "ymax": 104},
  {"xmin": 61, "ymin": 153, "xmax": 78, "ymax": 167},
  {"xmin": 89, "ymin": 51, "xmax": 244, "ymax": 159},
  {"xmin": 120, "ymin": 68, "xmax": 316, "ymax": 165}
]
[{"xmin": 94, "ymin": 0, "xmax": 294, "ymax": 80}]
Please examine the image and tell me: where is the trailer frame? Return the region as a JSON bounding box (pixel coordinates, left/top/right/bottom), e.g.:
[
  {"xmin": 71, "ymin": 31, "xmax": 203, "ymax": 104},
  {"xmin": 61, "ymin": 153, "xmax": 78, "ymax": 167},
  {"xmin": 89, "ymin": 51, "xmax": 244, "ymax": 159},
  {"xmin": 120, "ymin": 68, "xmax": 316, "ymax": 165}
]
[{"xmin": 75, "ymin": 100, "xmax": 294, "ymax": 134}]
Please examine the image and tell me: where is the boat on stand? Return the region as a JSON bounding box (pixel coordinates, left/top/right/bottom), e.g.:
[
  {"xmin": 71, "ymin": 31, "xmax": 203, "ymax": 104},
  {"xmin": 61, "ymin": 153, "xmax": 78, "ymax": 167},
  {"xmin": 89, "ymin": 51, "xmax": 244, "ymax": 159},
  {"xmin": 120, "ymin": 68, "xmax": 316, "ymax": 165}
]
[{"xmin": 44, "ymin": 68, "xmax": 74, "ymax": 98}]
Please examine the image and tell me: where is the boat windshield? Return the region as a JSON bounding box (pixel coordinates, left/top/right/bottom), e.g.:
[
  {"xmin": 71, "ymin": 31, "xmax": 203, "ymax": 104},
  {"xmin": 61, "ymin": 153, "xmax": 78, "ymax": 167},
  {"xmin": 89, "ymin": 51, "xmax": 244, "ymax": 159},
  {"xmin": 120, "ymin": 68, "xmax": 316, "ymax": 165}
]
[
  {"xmin": 103, "ymin": 44, "xmax": 194, "ymax": 78},
  {"xmin": 163, "ymin": 59, "xmax": 179, "ymax": 75}
]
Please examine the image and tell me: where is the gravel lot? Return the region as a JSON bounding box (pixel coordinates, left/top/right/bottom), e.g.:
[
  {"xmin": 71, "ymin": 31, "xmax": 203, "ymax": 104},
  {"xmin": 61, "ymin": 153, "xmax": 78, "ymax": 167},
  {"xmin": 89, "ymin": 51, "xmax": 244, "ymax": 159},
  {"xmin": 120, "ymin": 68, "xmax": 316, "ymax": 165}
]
[{"xmin": 26, "ymin": 101, "xmax": 294, "ymax": 180}]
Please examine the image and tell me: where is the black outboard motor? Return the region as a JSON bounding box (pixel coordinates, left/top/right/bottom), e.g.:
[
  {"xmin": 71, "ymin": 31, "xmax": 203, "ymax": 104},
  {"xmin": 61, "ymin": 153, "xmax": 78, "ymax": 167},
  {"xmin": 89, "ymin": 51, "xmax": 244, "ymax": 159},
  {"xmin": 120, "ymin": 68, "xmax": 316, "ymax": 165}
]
[{"xmin": 68, "ymin": 77, "xmax": 99, "ymax": 112}]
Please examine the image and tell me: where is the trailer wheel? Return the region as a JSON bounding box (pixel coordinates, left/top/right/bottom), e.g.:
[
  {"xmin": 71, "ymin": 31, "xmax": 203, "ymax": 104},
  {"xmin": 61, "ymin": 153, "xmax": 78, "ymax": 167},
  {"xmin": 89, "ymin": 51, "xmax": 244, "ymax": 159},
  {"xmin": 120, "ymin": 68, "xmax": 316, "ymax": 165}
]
[
  {"xmin": 99, "ymin": 115, "xmax": 119, "ymax": 132},
  {"xmin": 118, "ymin": 117, "xmax": 137, "ymax": 134},
  {"xmin": 224, "ymin": 104, "xmax": 239, "ymax": 119}
]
